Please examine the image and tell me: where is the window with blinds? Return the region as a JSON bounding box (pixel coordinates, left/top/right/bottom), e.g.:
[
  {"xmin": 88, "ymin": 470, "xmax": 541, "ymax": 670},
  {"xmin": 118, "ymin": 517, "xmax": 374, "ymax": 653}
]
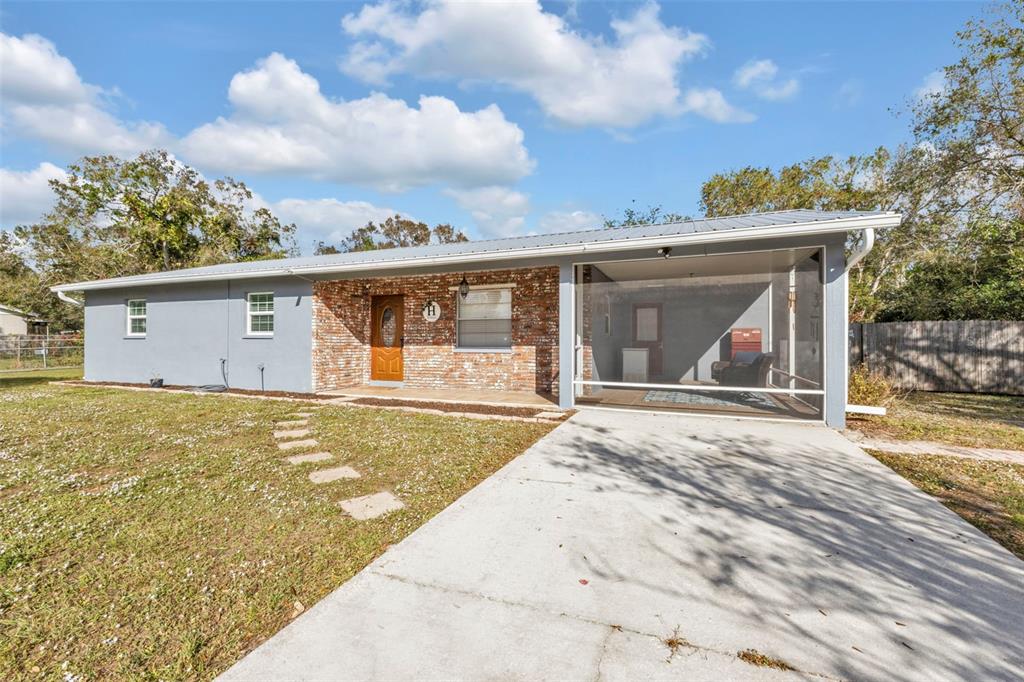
[{"xmin": 457, "ymin": 288, "xmax": 512, "ymax": 349}]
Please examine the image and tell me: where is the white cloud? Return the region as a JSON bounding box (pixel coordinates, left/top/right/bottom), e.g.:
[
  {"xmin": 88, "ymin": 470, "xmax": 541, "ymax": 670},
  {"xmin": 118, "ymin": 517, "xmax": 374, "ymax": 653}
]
[
  {"xmin": 0, "ymin": 162, "xmax": 67, "ymax": 227},
  {"xmin": 269, "ymin": 197, "xmax": 399, "ymax": 244},
  {"xmin": 445, "ymin": 185, "xmax": 530, "ymax": 238},
  {"xmin": 179, "ymin": 53, "xmax": 533, "ymax": 191},
  {"xmin": 537, "ymin": 209, "xmax": 601, "ymax": 234},
  {"xmin": 0, "ymin": 33, "xmax": 171, "ymax": 155},
  {"xmin": 733, "ymin": 58, "xmax": 799, "ymax": 101},
  {"xmin": 914, "ymin": 70, "xmax": 945, "ymax": 101},
  {"xmin": 835, "ymin": 79, "xmax": 864, "ymax": 108},
  {"xmin": 340, "ymin": 0, "xmax": 744, "ymax": 128},
  {"xmin": 682, "ymin": 88, "xmax": 756, "ymax": 123}
]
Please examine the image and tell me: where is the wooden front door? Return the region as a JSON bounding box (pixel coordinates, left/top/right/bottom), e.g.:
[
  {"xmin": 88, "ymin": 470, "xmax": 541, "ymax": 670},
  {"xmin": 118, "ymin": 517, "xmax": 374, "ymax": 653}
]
[{"xmin": 370, "ymin": 295, "xmax": 404, "ymax": 381}]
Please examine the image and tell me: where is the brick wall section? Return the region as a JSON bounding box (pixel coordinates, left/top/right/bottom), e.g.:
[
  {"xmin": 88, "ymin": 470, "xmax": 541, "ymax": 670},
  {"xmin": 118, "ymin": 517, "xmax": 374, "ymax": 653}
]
[{"xmin": 313, "ymin": 267, "xmax": 559, "ymax": 395}]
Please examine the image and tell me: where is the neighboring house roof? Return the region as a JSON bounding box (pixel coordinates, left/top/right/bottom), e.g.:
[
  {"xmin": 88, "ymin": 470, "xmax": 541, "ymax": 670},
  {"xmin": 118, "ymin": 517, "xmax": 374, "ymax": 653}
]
[
  {"xmin": 52, "ymin": 209, "xmax": 900, "ymax": 292},
  {"xmin": 0, "ymin": 304, "xmax": 46, "ymax": 323}
]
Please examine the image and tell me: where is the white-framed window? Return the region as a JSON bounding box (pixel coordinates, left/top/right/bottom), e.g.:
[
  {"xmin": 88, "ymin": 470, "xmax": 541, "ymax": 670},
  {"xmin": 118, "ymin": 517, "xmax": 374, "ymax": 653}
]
[
  {"xmin": 247, "ymin": 292, "xmax": 274, "ymax": 336},
  {"xmin": 456, "ymin": 287, "xmax": 512, "ymax": 349},
  {"xmin": 126, "ymin": 299, "xmax": 147, "ymax": 337}
]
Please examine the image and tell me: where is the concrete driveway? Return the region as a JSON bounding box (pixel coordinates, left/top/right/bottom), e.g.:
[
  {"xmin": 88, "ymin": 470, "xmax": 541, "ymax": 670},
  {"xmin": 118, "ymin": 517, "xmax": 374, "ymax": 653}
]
[{"xmin": 223, "ymin": 410, "xmax": 1024, "ymax": 681}]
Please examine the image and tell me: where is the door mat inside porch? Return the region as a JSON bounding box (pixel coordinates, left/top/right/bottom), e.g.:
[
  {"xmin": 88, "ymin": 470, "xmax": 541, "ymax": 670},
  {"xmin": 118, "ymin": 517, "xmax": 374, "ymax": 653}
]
[{"xmin": 643, "ymin": 389, "xmax": 779, "ymax": 412}]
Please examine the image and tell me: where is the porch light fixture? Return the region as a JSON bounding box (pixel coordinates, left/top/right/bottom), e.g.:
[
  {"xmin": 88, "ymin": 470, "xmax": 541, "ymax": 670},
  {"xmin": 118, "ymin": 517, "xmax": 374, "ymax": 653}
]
[
  {"xmin": 658, "ymin": 246, "xmax": 672, "ymax": 259},
  {"xmin": 458, "ymin": 275, "xmax": 470, "ymax": 299}
]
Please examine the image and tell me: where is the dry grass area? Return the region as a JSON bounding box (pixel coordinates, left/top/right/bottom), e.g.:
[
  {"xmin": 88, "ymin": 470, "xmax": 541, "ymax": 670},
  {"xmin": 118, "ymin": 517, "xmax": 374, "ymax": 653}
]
[
  {"xmin": 737, "ymin": 648, "xmax": 796, "ymax": 671},
  {"xmin": 850, "ymin": 391, "xmax": 1024, "ymax": 451},
  {"xmin": 0, "ymin": 370, "xmax": 554, "ymax": 680},
  {"xmin": 871, "ymin": 451, "xmax": 1024, "ymax": 561}
]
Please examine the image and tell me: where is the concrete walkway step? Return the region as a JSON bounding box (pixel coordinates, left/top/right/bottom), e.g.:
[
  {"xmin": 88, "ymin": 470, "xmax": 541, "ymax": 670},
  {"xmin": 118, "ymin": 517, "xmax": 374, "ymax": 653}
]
[
  {"xmin": 274, "ymin": 428, "xmax": 312, "ymax": 440},
  {"xmin": 849, "ymin": 433, "xmax": 1024, "ymax": 465},
  {"xmin": 287, "ymin": 412, "xmax": 316, "ymax": 419},
  {"xmin": 339, "ymin": 491, "xmax": 404, "ymax": 520},
  {"xmin": 286, "ymin": 451, "xmax": 333, "ymax": 465},
  {"xmin": 278, "ymin": 438, "xmax": 319, "ymax": 451},
  {"xmin": 275, "ymin": 419, "xmax": 309, "ymax": 428},
  {"xmin": 309, "ymin": 466, "xmax": 361, "ymax": 483}
]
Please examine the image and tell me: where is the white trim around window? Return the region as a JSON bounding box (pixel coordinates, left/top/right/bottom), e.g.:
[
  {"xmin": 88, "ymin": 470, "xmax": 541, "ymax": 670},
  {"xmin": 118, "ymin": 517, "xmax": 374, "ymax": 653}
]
[
  {"xmin": 126, "ymin": 299, "xmax": 147, "ymax": 337},
  {"xmin": 246, "ymin": 292, "xmax": 275, "ymax": 336},
  {"xmin": 455, "ymin": 285, "xmax": 513, "ymax": 351}
]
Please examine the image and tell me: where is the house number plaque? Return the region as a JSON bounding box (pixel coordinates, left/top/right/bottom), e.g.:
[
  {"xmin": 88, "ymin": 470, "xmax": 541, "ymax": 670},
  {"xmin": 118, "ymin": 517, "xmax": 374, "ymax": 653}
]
[{"xmin": 421, "ymin": 300, "xmax": 441, "ymax": 322}]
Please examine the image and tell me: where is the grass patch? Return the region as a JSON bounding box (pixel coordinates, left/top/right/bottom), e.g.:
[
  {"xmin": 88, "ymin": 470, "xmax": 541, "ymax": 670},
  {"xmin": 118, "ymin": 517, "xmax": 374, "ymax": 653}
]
[
  {"xmin": 870, "ymin": 451, "xmax": 1024, "ymax": 560},
  {"xmin": 0, "ymin": 374, "xmax": 554, "ymax": 679},
  {"xmin": 737, "ymin": 648, "xmax": 795, "ymax": 671},
  {"xmin": 849, "ymin": 391, "xmax": 1024, "ymax": 451}
]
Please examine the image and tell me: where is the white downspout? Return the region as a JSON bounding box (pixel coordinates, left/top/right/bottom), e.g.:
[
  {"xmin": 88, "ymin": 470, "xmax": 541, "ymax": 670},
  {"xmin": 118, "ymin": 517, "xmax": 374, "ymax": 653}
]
[
  {"xmin": 844, "ymin": 228, "xmax": 885, "ymax": 415},
  {"xmin": 56, "ymin": 290, "xmax": 82, "ymax": 306},
  {"xmin": 845, "ymin": 228, "xmax": 875, "ymax": 272}
]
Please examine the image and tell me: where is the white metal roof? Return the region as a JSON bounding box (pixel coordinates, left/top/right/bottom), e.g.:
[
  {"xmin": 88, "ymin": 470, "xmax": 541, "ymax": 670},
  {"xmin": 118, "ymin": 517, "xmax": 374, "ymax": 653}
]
[{"xmin": 52, "ymin": 209, "xmax": 900, "ymax": 292}]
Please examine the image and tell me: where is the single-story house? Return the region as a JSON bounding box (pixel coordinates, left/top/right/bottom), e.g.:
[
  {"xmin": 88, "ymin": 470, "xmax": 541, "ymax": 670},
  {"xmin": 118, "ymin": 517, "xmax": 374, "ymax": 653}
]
[
  {"xmin": 0, "ymin": 304, "xmax": 47, "ymax": 335},
  {"xmin": 52, "ymin": 209, "xmax": 900, "ymax": 428}
]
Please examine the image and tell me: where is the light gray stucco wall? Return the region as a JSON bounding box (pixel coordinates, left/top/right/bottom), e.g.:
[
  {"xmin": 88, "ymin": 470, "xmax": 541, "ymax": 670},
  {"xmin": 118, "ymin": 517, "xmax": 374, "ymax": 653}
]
[{"xmin": 84, "ymin": 276, "xmax": 313, "ymax": 392}]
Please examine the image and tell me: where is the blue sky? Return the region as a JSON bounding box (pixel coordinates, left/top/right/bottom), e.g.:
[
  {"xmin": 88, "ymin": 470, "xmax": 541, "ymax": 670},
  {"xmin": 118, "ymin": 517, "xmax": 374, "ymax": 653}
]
[{"xmin": 0, "ymin": 1, "xmax": 979, "ymax": 252}]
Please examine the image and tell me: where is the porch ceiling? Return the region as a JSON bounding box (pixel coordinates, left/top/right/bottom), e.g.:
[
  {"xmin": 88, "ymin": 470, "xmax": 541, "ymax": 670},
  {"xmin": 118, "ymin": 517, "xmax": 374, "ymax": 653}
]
[{"xmin": 591, "ymin": 247, "xmax": 819, "ymax": 282}]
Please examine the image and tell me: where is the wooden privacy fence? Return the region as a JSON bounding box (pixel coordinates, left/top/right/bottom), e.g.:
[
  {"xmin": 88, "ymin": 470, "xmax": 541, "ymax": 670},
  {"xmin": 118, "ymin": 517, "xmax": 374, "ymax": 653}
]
[{"xmin": 849, "ymin": 320, "xmax": 1024, "ymax": 395}]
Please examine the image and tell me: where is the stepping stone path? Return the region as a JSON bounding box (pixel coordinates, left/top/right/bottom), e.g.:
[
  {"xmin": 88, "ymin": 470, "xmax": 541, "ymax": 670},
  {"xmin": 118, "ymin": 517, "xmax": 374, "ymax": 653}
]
[
  {"xmin": 278, "ymin": 438, "xmax": 319, "ymax": 451},
  {"xmin": 273, "ymin": 428, "xmax": 312, "ymax": 439},
  {"xmin": 339, "ymin": 491, "xmax": 405, "ymax": 520},
  {"xmin": 272, "ymin": 405, "xmax": 402, "ymax": 519},
  {"xmin": 287, "ymin": 451, "xmax": 334, "ymax": 465},
  {"xmin": 308, "ymin": 466, "xmax": 361, "ymax": 483}
]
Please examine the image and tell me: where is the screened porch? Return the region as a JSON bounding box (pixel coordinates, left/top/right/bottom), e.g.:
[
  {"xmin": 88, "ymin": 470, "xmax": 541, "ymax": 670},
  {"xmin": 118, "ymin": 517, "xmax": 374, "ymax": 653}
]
[{"xmin": 573, "ymin": 247, "xmax": 826, "ymax": 420}]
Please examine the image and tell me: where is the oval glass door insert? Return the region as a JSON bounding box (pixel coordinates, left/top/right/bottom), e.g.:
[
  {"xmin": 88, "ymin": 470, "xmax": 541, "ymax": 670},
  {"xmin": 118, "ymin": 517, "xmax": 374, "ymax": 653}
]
[{"xmin": 381, "ymin": 307, "xmax": 396, "ymax": 347}]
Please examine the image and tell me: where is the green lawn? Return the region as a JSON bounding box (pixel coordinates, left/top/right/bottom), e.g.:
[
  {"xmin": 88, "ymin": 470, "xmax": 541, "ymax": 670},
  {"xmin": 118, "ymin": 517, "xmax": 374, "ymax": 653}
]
[
  {"xmin": 850, "ymin": 391, "xmax": 1024, "ymax": 451},
  {"xmin": 0, "ymin": 370, "xmax": 554, "ymax": 679}
]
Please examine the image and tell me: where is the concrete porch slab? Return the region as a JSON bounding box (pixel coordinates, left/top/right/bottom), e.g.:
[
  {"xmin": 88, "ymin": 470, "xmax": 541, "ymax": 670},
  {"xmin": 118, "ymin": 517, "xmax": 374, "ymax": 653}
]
[{"xmin": 319, "ymin": 385, "xmax": 558, "ymax": 410}]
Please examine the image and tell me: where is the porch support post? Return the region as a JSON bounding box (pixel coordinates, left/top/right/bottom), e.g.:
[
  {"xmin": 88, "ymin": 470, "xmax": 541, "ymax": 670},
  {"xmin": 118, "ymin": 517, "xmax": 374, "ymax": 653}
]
[
  {"xmin": 823, "ymin": 238, "xmax": 847, "ymax": 429},
  {"xmin": 558, "ymin": 262, "xmax": 575, "ymax": 409}
]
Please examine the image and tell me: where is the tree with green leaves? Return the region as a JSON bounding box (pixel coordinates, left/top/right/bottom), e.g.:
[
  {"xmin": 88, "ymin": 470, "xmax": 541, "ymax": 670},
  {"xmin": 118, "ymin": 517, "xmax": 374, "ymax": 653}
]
[
  {"xmin": 9, "ymin": 150, "xmax": 297, "ymax": 329},
  {"xmin": 699, "ymin": 147, "xmax": 946, "ymax": 320},
  {"xmin": 602, "ymin": 202, "xmax": 687, "ymax": 228},
  {"xmin": 315, "ymin": 215, "xmax": 468, "ymax": 253},
  {"xmin": 878, "ymin": 212, "xmax": 1024, "ymax": 320},
  {"xmin": 912, "ymin": 0, "xmax": 1023, "ymax": 218}
]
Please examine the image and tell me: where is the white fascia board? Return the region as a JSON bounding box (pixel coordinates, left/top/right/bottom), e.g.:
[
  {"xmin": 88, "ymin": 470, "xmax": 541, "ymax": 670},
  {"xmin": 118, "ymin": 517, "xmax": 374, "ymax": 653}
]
[{"xmin": 52, "ymin": 213, "xmax": 901, "ymax": 293}]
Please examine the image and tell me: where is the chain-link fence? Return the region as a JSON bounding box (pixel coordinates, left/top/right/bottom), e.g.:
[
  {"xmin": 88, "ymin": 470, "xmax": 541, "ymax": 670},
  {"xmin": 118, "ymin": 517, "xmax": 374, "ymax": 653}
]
[{"xmin": 0, "ymin": 334, "xmax": 83, "ymax": 371}]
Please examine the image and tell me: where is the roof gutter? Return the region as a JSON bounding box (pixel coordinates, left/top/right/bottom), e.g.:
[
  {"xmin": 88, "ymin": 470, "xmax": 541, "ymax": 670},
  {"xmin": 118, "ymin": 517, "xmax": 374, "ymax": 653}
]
[
  {"xmin": 56, "ymin": 290, "xmax": 83, "ymax": 307},
  {"xmin": 845, "ymin": 228, "xmax": 876, "ymax": 272},
  {"xmin": 52, "ymin": 213, "xmax": 901, "ymax": 293}
]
